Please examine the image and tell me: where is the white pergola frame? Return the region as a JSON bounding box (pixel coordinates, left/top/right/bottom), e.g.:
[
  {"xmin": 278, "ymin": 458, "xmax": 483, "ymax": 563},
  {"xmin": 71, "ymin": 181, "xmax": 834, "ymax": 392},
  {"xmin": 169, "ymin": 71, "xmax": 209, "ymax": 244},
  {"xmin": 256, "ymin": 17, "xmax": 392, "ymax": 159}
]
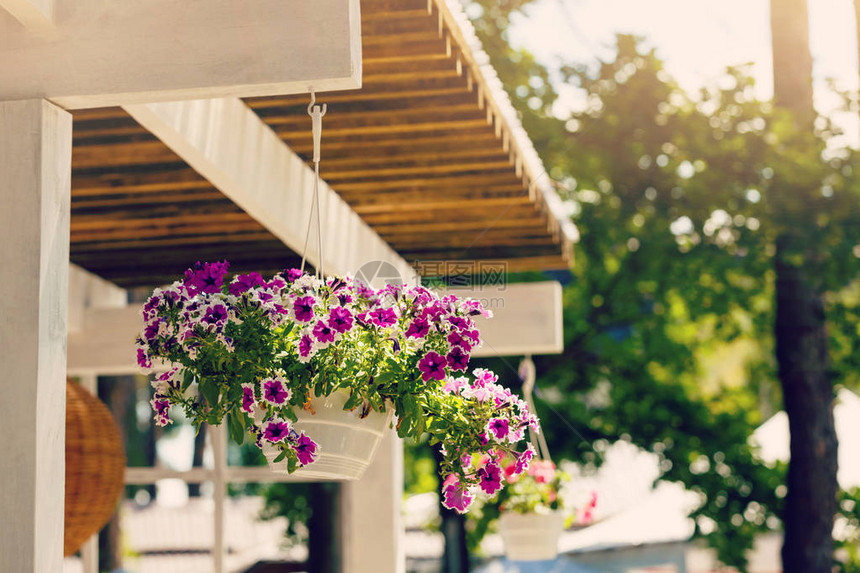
[{"xmin": 0, "ymin": 3, "xmax": 565, "ymax": 572}]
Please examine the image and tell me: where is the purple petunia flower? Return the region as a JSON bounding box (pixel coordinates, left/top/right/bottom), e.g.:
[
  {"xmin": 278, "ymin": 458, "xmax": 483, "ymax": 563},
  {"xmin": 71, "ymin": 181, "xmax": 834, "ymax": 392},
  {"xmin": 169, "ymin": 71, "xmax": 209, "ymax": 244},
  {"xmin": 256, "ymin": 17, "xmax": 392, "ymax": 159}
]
[
  {"xmin": 313, "ymin": 320, "xmax": 336, "ymax": 344},
  {"xmin": 263, "ymin": 419, "xmax": 291, "ymax": 443},
  {"xmin": 285, "ymin": 268, "xmax": 304, "ymax": 283},
  {"xmin": 448, "ymin": 316, "xmax": 469, "ymax": 330},
  {"xmin": 477, "ymin": 461, "xmax": 503, "ymax": 495},
  {"xmin": 294, "ymin": 296, "xmax": 315, "ymax": 322},
  {"xmin": 202, "ymin": 303, "xmax": 228, "ymax": 326},
  {"xmin": 184, "ymin": 261, "xmax": 229, "ymax": 295},
  {"xmin": 241, "ymin": 384, "xmax": 256, "ymax": 414},
  {"xmin": 228, "ymin": 272, "xmax": 265, "ymax": 296},
  {"xmin": 418, "ymin": 351, "xmax": 447, "ymax": 382},
  {"xmin": 137, "ymin": 348, "xmax": 152, "ymax": 369},
  {"xmin": 267, "ymin": 276, "xmax": 287, "ymax": 291},
  {"xmin": 446, "ymin": 331, "xmax": 474, "ymax": 351},
  {"xmin": 441, "ymin": 476, "xmax": 473, "ymax": 514},
  {"xmin": 405, "ymin": 319, "xmax": 430, "ymax": 339},
  {"xmin": 151, "ymin": 396, "xmax": 171, "ymax": 427},
  {"xmin": 262, "ymin": 378, "xmax": 291, "ymax": 406},
  {"xmin": 144, "ymin": 319, "xmax": 161, "ymax": 342},
  {"xmin": 487, "ymin": 418, "xmax": 509, "ymax": 441},
  {"xmin": 368, "ymin": 307, "xmax": 397, "ymax": 327},
  {"xmin": 328, "ymin": 306, "xmax": 354, "ymax": 333},
  {"xmin": 336, "ymin": 292, "xmax": 353, "ymax": 306},
  {"xmin": 294, "ymin": 433, "xmax": 319, "ymax": 466},
  {"xmin": 446, "ymin": 346, "xmax": 469, "ymax": 372},
  {"xmin": 513, "ymin": 444, "xmax": 535, "ymax": 476},
  {"xmin": 298, "ymin": 334, "xmax": 314, "ymax": 359}
]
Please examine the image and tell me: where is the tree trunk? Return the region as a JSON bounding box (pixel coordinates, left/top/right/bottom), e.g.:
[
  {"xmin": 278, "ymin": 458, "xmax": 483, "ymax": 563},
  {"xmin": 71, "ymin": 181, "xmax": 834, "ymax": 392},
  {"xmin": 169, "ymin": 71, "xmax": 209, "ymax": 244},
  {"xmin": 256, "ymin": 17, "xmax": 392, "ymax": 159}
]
[
  {"xmin": 770, "ymin": 1, "xmax": 839, "ymax": 571},
  {"xmin": 434, "ymin": 446, "xmax": 470, "ymax": 573},
  {"xmin": 775, "ymin": 236, "xmax": 838, "ymax": 572}
]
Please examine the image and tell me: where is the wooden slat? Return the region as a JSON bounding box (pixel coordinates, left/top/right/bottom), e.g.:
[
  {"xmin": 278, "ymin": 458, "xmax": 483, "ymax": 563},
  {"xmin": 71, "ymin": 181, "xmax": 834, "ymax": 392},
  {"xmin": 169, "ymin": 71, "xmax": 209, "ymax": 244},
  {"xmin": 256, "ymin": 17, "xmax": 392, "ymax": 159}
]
[{"xmin": 65, "ymin": 0, "xmax": 570, "ymax": 288}]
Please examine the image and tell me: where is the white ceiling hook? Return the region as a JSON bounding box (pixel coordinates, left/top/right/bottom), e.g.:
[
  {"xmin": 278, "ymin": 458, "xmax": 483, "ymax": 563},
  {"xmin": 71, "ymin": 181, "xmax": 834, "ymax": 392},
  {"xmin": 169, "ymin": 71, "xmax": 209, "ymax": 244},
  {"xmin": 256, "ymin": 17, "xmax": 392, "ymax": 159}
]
[{"xmin": 307, "ymin": 88, "xmax": 327, "ymax": 164}]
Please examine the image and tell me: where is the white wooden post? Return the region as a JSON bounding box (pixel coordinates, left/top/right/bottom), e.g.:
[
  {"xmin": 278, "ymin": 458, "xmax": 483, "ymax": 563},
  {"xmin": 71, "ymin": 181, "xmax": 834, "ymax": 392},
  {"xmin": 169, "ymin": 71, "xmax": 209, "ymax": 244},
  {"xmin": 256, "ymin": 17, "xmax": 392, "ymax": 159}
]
[
  {"xmin": 0, "ymin": 99, "xmax": 73, "ymax": 573},
  {"xmin": 341, "ymin": 433, "xmax": 405, "ymax": 573}
]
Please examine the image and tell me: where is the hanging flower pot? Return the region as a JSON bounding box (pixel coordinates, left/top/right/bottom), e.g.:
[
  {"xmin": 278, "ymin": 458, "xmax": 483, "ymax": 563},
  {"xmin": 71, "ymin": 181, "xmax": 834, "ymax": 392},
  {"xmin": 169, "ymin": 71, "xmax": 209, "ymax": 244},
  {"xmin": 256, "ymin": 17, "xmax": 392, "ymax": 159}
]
[
  {"xmin": 498, "ymin": 510, "xmax": 566, "ymax": 561},
  {"xmin": 261, "ymin": 389, "xmax": 394, "ymax": 480},
  {"xmin": 136, "ymin": 262, "xmax": 537, "ymax": 506},
  {"xmin": 473, "ymin": 457, "xmax": 598, "ymax": 560}
]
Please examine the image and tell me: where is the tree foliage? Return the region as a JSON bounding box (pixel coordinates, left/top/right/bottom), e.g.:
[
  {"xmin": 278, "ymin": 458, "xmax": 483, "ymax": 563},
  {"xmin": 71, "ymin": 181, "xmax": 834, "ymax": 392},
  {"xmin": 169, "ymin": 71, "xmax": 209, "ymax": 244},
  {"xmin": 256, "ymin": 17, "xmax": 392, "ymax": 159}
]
[{"xmin": 463, "ymin": 1, "xmax": 860, "ymax": 569}]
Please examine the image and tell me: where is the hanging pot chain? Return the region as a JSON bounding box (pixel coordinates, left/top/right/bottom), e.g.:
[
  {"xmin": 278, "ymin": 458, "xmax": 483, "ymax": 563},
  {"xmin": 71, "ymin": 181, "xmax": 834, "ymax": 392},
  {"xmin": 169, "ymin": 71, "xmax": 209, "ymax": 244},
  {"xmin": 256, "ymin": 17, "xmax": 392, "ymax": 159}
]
[
  {"xmin": 300, "ymin": 89, "xmax": 327, "ymax": 278},
  {"xmin": 519, "ymin": 355, "xmax": 552, "ymax": 462}
]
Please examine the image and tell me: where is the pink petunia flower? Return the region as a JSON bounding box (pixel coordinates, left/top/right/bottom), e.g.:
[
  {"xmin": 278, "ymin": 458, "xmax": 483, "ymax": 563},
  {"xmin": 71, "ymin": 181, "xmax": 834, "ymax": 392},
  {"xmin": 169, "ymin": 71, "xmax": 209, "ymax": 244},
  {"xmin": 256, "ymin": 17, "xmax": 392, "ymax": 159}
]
[
  {"xmin": 487, "ymin": 418, "xmax": 509, "ymax": 441},
  {"xmin": 241, "ymin": 383, "xmax": 256, "ymax": 413},
  {"xmin": 477, "ymin": 460, "xmax": 503, "ymax": 495},
  {"xmin": 528, "ymin": 460, "xmax": 556, "ymax": 484},
  {"xmin": 441, "ymin": 476, "xmax": 473, "ymax": 514},
  {"xmin": 442, "ymin": 376, "xmax": 468, "ymax": 395},
  {"xmin": 513, "ymin": 444, "xmax": 535, "ymax": 476}
]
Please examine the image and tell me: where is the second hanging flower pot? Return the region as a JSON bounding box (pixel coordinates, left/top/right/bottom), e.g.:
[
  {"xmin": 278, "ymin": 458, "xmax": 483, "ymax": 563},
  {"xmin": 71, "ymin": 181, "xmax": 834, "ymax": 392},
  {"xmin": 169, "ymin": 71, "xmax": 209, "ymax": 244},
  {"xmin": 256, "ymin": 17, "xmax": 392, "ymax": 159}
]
[
  {"xmin": 262, "ymin": 390, "xmax": 393, "ymax": 480},
  {"xmin": 498, "ymin": 511, "xmax": 565, "ymax": 561}
]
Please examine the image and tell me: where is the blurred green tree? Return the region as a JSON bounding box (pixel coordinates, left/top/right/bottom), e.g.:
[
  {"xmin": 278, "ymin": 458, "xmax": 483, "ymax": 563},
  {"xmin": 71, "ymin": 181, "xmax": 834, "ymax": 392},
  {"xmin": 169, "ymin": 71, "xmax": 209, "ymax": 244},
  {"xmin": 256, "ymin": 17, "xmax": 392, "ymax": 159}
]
[{"xmin": 459, "ymin": 0, "xmax": 860, "ymax": 570}]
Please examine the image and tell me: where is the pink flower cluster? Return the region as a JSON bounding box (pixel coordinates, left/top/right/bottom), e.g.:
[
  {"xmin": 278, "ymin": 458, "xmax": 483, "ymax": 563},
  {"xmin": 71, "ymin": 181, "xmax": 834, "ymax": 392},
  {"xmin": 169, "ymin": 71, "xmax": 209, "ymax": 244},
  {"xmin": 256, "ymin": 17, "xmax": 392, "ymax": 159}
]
[{"xmin": 441, "ymin": 445, "xmax": 537, "ymax": 513}]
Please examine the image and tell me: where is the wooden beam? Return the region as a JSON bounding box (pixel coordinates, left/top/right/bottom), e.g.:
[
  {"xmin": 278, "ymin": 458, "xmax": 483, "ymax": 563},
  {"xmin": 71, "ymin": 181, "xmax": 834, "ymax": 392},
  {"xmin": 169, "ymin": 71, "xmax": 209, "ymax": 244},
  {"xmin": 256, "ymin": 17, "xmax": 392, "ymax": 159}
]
[
  {"xmin": 441, "ymin": 282, "xmax": 564, "ymax": 357},
  {"xmin": 0, "ymin": 99, "xmax": 72, "ymax": 573},
  {"xmin": 123, "ymin": 97, "xmax": 414, "ymax": 280},
  {"xmin": 0, "ymin": 0, "xmax": 361, "ymax": 109},
  {"xmin": 0, "ymin": 0, "xmax": 52, "ymax": 28}
]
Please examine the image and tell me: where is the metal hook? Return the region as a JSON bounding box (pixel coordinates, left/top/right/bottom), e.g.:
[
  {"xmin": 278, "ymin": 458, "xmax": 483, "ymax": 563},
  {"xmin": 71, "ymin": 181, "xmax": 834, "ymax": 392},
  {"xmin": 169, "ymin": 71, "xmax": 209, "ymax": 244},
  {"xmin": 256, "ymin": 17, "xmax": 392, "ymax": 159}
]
[{"xmin": 307, "ymin": 88, "xmax": 327, "ymax": 118}]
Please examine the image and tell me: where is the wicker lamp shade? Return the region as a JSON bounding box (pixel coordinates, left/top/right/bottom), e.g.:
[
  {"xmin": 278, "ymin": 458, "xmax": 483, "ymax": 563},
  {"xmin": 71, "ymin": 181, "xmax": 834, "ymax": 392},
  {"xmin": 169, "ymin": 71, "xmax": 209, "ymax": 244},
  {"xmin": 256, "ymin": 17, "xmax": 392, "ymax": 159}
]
[{"xmin": 64, "ymin": 379, "xmax": 126, "ymax": 556}]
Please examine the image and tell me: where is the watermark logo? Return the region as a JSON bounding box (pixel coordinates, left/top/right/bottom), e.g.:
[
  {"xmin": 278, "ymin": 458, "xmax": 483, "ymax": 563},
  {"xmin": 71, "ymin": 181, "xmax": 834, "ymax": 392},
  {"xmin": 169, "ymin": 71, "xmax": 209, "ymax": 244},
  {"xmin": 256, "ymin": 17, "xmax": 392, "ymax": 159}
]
[
  {"xmin": 354, "ymin": 260, "xmax": 404, "ymax": 289},
  {"xmin": 415, "ymin": 260, "xmax": 508, "ymax": 290}
]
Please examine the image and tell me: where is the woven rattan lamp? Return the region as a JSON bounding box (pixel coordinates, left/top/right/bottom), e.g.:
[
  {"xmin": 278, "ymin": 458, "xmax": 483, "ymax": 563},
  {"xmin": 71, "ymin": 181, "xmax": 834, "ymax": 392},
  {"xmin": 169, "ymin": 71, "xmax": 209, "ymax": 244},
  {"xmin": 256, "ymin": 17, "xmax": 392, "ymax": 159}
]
[{"xmin": 64, "ymin": 379, "xmax": 126, "ymax": 556}]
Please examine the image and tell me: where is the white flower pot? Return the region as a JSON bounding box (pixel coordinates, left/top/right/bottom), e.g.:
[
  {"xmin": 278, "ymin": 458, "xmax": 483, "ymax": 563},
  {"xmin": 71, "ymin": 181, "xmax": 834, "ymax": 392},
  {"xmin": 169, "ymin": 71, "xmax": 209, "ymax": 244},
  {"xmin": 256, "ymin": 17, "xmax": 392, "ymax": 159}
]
[
  {"xmin": 263, "ymin": 390, "xmax": 393, "ymax": 480},
  {"xmin": 498, "ymin": 511, "xmax": 565, "ymax": 561}
]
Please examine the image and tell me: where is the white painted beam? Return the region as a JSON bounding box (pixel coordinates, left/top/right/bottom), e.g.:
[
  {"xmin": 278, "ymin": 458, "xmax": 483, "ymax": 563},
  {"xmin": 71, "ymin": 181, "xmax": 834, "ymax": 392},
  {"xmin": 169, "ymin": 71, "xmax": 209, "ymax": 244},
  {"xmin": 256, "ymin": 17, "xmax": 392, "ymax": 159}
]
[
  {"xmin": 123, "ymin": 97, "xmax": 414, "ymax": 280},
  {"xmin": 0, "ymin": 99, "xmax": 72, "ymax": 573},
  {"xmin": 0, "ymin": 0, "xmax": 53, "ymax": 29},
  {"xmin": 341, "ymin": 433, "xmax": 405, "ymax": 573},
  {"xmin": 68, "ymin": 263, "xmax": 127, "ymax": 334},
  {"xmin": 0, "ymin": 0, "xmax": 361, "ymax": 109},
  {"xmin": 441, "ymin": 281, "xmax": 564, "ymax": 357}
]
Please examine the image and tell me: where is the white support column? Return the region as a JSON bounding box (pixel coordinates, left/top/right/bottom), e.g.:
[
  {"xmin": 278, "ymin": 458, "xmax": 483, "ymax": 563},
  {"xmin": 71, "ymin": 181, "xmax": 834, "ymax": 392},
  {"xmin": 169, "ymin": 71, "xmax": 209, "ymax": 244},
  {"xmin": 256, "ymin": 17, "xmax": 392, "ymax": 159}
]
[
  {"xmin": 0, "ymin": 99, "xmax": 73, "ymax": 573},
  {"xmin": 211, "ymin": 424, "xmax": 228, "ymax": 573},
  {"xmin": 341, "ymin": 433, "xmax": 405, "ymax": 573}
]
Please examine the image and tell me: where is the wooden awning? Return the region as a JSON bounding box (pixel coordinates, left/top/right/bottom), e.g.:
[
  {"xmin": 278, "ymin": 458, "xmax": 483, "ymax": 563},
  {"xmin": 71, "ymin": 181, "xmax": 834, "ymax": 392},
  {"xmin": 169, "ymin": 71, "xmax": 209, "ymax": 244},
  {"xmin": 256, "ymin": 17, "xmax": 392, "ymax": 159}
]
[{"xmin": 69, "ymin": 0, "xmax": 574, "ymax": 288}]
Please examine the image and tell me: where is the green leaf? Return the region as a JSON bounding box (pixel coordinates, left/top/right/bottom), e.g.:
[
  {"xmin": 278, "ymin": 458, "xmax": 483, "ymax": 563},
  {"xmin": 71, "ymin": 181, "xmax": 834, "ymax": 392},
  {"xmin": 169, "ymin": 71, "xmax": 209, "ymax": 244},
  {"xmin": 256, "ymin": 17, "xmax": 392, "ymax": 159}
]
[
  {"xmin": 272, "ymin": 449, "xmax": 287, "ymax": 463},
  {"xmin": 200, "ymin": 379, "xmax": 221, "ymax": 410},
  {"xmin": 228, "ymin": 412, "xmax": 246, "ymax": 445}
]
